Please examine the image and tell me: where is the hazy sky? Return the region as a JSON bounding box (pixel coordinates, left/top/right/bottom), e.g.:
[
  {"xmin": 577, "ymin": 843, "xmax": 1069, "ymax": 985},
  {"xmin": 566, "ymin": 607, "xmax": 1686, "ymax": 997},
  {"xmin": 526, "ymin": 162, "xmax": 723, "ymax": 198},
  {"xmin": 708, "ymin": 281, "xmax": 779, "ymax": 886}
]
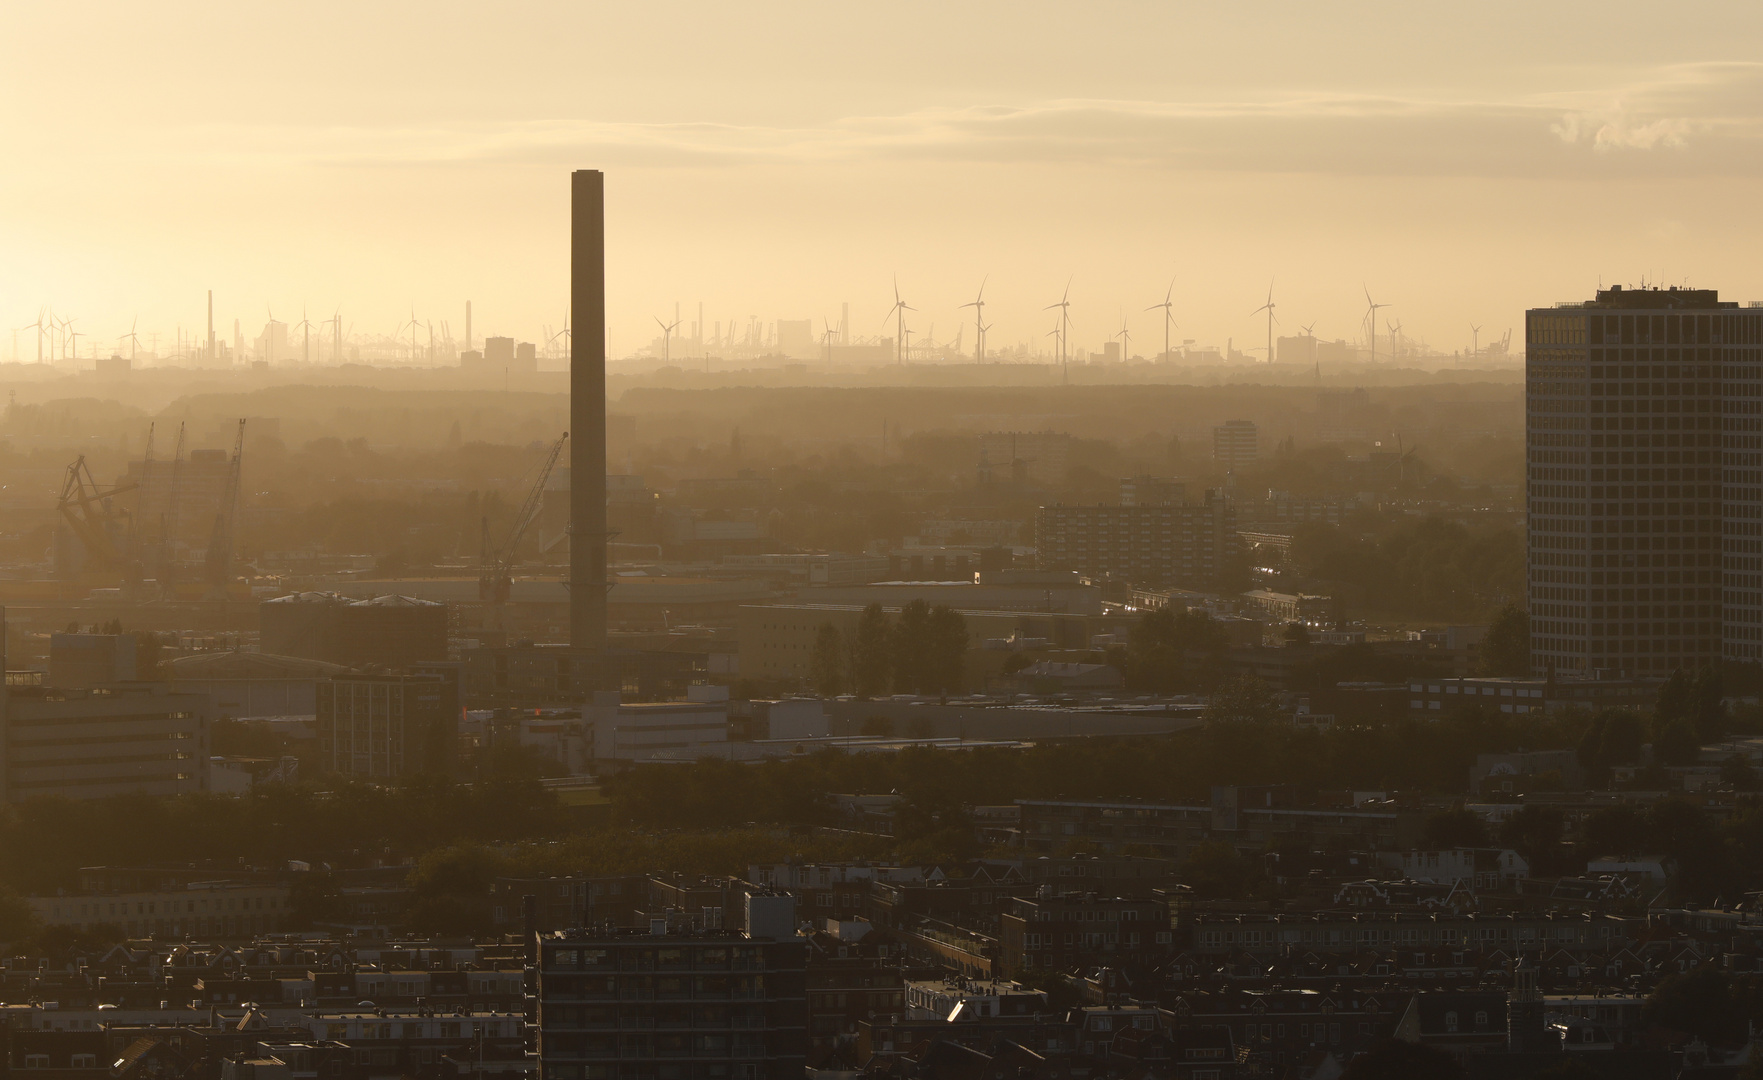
[{"xmin": 7, "ymin": 1, "xmax": 1763, "ymax": 363}]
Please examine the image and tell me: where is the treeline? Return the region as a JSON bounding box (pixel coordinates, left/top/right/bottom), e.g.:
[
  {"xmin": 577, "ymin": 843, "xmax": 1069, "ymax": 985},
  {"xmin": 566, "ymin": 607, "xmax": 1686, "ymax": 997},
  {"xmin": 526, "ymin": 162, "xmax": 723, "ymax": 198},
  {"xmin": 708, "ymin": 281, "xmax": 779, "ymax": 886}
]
[
  {"xmin": 0, "ymin": 777, "xmax": 558, "ymax": 894},
  {"xmin": 603, "ymin": 703, "xmax": 1590, "ymax": 831},
  {"xmin": 1289, "ymin": 514, "xmax": 1523, "ymax": 621},
  {"xmin": 808, "ymin": 600, "xmax": 968, "ymax": 697}
]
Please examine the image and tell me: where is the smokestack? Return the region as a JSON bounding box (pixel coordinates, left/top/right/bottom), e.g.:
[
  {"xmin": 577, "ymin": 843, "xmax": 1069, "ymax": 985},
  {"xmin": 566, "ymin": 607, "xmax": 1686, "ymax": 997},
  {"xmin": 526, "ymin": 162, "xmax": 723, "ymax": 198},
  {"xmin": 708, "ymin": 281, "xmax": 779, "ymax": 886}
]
[
  {"xmin": 207, "ymin": 291, "xmax": 214, "ymax": 364},
  {"xmin": 570, "ymin": 170, "xmax": 607, "ymax": 652},
  {"xmin": 465, "ymin": 301, "xmax": 472, "ymax": 352}
]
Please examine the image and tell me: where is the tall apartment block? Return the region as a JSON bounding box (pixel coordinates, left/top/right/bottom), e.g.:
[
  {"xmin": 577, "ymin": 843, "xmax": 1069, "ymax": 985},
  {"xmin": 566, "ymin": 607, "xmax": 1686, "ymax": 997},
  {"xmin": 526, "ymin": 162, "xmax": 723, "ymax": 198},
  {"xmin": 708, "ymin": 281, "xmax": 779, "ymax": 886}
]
[
  {"xmin": 1212, "ymin": 419, "xmax": 1259, "ymax": 470},
  {"xmin": 1525, "ymin": 286, "xmax": 1763, "ymax": 675}
]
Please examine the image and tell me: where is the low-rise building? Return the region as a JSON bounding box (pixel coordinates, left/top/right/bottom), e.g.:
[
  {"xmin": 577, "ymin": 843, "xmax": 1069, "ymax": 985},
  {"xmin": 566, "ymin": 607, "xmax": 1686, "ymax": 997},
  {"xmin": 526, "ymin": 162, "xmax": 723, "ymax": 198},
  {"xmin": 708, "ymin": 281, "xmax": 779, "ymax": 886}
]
[{"xmin": 0, "ymin": 682, "xmax": 211, "ymax": 801}]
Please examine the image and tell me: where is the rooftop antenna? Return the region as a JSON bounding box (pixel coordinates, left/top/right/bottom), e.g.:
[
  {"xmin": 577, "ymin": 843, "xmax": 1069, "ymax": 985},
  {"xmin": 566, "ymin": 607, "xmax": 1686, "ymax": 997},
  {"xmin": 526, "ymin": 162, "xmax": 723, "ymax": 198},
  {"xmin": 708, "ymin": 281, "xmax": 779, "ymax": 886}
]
[
  {"xmin": 1044, "ymin": 278, "xmax": 1073, "ymax": 384},
  {"xmin": 1145, "ymin": 278, "xmax": 1177, "ymax": 361},
  {"xmin": 1362, "ymin": 284, "xmax": 1390, "ymax": 366},
  {"xmin": 960, "ymin": 277, "xmax": 987, "ymax": 363},
  {"xmin": 1249, "ymin": 280, "xmax": 1276, "ymax": 364}
]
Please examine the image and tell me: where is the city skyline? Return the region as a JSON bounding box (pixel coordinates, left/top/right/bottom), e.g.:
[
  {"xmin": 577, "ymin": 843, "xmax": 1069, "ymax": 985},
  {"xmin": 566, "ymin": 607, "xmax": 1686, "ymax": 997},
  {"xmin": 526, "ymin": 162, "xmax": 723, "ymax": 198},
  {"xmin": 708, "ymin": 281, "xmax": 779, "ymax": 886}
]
[{"xmin": 8, "ymin": 2, "xmax": 1763, "ymax": 362}]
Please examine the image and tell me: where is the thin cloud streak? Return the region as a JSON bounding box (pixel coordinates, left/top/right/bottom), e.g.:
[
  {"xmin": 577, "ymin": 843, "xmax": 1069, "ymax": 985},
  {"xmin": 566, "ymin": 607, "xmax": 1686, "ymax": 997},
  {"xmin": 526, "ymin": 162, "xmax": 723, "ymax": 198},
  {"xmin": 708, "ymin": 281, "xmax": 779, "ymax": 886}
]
[{"xmin": 105, "ymin": 61, "xmax": 1763, "ymax": 180}]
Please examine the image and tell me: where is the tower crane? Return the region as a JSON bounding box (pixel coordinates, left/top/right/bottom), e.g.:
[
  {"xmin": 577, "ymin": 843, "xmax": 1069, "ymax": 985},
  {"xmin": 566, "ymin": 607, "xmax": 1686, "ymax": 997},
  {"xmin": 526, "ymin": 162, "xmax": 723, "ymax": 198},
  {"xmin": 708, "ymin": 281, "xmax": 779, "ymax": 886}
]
[
  {"xmin": 56, "ymin": 456, "xmax": 137, "ymax": 578},
  {"xmin": 203, "ymin": 419, "xmax": 246, "ymax": 600},
  {"xmin": 479, "ymin": 432, "xmax": 568, "ymax": 629}
]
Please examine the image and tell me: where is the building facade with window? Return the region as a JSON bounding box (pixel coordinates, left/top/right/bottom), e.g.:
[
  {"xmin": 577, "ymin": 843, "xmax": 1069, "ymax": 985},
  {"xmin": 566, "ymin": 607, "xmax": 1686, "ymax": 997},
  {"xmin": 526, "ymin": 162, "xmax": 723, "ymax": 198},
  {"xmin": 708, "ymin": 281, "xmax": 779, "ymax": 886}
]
[
  {"xmin": 532, "ymin": 905, "xmax": 807, "ymax": 1080},
  {"xmin": 1525, "ymin": 286, "xmax": 1763, "ymax": 675}
]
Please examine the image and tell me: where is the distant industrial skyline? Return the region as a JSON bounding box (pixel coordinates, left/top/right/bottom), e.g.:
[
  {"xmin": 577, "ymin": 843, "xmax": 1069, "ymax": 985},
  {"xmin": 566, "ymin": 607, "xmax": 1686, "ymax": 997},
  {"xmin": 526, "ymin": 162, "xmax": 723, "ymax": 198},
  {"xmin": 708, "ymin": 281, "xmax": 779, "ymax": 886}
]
[{"xmin": 7, "ymin": 2, "xmax": 1763, "ymax": 360}]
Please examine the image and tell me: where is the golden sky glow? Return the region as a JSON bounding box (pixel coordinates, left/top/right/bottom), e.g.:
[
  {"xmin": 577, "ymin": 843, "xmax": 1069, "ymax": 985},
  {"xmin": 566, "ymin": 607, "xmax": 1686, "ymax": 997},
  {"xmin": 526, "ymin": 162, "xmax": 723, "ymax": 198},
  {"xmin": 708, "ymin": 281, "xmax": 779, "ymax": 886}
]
[{"xmin": 6, "ymin": 1, "xmax": 1763, "ymax": 361}]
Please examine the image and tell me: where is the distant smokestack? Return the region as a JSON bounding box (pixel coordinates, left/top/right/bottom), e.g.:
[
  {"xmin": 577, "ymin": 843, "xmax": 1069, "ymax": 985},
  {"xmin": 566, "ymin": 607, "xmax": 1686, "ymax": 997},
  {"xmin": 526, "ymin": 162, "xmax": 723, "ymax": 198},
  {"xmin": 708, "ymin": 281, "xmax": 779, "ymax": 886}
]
[
  {"xmin": 570, "ymin": 170, "xmax": 607, "ymax": 651},
  {"xmin": 465, "ymin": 301, "xmax": 472, "ymax": 352},
  {"xmin": 207, "ymin": 291, "xmax": 214, "ymax": 364}
]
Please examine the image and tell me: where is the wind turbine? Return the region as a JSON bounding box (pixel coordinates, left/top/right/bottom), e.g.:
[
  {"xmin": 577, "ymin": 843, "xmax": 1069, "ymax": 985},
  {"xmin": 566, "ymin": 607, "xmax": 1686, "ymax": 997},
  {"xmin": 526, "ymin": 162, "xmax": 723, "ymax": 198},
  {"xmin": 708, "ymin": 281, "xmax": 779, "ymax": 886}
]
[
  {"xmin": 960, "ymin": 278, "xmax": 987, "ymax": 363},
  {"xmin": 654, "ymin": 315, "xmax": 680, "ymax": 364},
  {"xmin": 1115, "ymin": 317, "xmax": 1130, "ymax": 361},
  {"xmin": 332, "ymin": 307, "xmax": 343, "ymax": 363},
  {"xmin": 1386, "ymin": 318, "xmax": 1403, "ymax": 363},
  {"xmin": 820, "ymin": 317, "xmax": 838, "ymax": 362},
  {"xmin": 17, "ymin": 309, "xmax": 46, "ymax": 364},
  {"xmin": 1469, "ymin": 323, "xmax": 1482, "ymax": 363},
  {"xmin": 883, "ymin": 277, "xmax": 913, "ymax": 365},
  {"xmin": 119, "ymin": 318, "xmax": 141, "ymax": 360},
  {"xmin": 1145, "ymin": 279, "xmax": 1177, "ymax": 361},
  {"xmin": 1044, "ymin": 278, "xmax": 1073, "ymax": 383},
  {"xmin": 296, "ymin": 307, "xmax": 315, "ymax": 365},
  {"xmin": 1249, "ymin": 281, "xmax": 1276, "ymax": 364},
  {"xmin": 1363, "ymin": 285, "xmax": 1390, "ymax": 365}
]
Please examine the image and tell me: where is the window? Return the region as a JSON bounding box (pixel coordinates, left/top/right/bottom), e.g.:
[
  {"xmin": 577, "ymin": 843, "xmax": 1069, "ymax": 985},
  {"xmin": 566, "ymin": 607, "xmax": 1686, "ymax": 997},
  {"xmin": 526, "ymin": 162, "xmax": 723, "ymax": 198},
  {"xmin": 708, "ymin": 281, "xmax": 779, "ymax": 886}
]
[{"xmin": 1445, "ymin": 1012, "xmax": 1459, "ymax": 1033}]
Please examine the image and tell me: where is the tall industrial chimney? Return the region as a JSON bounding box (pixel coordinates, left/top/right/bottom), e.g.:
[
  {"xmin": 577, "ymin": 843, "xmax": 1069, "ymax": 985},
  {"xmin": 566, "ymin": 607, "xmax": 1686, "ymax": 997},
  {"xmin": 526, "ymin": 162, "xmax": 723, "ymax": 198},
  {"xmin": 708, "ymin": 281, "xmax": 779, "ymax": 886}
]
[
  {"xmin": 207, "ymin": 291, "xmax": 215, "ymax": 365},
  {"xmin": 465, "ymin": 301, "xmax": 472, "ymax": 352},
  {"xmin": 570, "ymin": 170, "xmax": 608, "ymax": 651}
]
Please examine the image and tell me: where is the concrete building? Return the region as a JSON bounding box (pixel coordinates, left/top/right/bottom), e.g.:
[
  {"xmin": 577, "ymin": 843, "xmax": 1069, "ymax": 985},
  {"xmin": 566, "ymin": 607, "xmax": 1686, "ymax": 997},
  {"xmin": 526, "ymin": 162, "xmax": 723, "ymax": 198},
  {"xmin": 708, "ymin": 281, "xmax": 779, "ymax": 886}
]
[
  {"xmin": 0, "ymin": 682, "xmax": 211, "ymax": 801},
  {"xmin": 1523, "ymin": 286, "xmax": 1759, "ymax": 675},
  {"xmin": 27, "ymin": 880, "xmax": 292, "ymax": 938},
  {"xmin": 165, "ymin": 651, "xmax": 348, "ymax": 719},
  {"xmin": 47, "ymin": 633, "xmax": 137, "ymax": 687},
  {"xmin": 531, "ymin": 895, "xmax": 807, "ymax": 1080},
  {"xmin": 315, "ymin": 668, "xmax": 460, "ymax": 778},
  {"xmin": 260, "ymin": 593, "xmax": 448, "ymax": 672},
  {"xmin": 1119, "ymin": 475, "xmax": 1185, "ymax": 507},
  {"xmin": 978, "ymin": 432, "xmax": 1070, "ymax": 486},
  {"xmin": 1212, "ymin": 419, "xmax": 1259, "ymax": 469},
  {"xmin": 589, "ymin": 690, "xmax": 730, "ymax": 762},
  {"xmin": 1035, "ymin": 495, "xmax": 1237, "ymax": 587}
]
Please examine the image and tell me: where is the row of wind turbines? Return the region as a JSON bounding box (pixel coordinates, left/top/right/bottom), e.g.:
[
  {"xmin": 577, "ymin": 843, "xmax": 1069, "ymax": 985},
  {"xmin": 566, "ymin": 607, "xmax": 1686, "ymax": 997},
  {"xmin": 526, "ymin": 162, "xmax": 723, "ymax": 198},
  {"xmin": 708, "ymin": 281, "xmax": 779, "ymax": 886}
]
[{"xmin": 871, "ymin": 278, "xmax": 1417, "ymax": 373}]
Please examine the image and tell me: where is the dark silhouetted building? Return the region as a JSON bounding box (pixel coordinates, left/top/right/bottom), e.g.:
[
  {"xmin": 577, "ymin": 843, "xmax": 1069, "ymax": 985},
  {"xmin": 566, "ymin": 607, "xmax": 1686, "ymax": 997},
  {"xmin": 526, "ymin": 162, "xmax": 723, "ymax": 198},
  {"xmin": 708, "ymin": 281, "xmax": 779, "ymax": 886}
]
[
  {"xmin": 1035, "ymin": 494, "xmax": 1237, "ymax": 586},
  {"xmin": 315, "ymin": 666, "xmax": 460, "ymax": 777},
  {"xmin": 260, "ymin": 592, "xmax": 448, "ymax": 671},
  {"xmin": 1524, "ymin": 286, "xmax": 1763, "ymax": 675},
  {"xmin": 531, "ymin": 891, "xmax": 807, "ymax": 1080}
]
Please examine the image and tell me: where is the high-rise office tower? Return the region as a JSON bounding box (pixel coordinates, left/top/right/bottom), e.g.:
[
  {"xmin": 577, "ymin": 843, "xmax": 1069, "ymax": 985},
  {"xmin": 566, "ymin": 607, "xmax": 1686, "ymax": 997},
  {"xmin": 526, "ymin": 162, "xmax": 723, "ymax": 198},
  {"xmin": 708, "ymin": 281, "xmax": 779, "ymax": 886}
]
[{"xmin": 1525, "ymin": 286, "xmax": 1763, "ymax": 676}]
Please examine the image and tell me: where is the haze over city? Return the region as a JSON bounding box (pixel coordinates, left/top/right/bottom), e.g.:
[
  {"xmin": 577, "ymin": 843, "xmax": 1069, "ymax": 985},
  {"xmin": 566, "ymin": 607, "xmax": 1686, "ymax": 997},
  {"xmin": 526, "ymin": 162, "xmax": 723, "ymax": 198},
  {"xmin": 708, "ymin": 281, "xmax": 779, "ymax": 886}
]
[
  {"xmin": 8, "ymin": 6, "xmax": 1763, "ymax": 1080},
  {"xmin": 10, "ymin": 2, "xmax": 1763, "ymax": 363}
]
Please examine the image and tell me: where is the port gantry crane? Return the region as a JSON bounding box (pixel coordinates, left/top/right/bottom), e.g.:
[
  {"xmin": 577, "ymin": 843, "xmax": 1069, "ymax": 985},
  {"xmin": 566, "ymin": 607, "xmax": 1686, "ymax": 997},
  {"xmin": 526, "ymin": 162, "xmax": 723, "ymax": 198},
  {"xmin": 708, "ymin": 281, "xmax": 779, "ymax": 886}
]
[{"xmin": 479, "ymin": 431, "xmax": 568, "ymax": 630}]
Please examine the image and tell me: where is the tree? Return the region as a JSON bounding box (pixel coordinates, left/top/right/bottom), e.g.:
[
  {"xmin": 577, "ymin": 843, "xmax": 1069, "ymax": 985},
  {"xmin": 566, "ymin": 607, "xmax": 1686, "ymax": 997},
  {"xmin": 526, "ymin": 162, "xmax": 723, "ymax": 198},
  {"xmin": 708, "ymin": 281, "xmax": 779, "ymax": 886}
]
[
  {"xmin": 1580, "ymin": 804, "xmax": 1645, "ymax": 859},
  {"xmin": 1340, "ymin": 1039, "xmax": 1465, "ymax": 1080},
  {"xmin": 1205, "ymin": 675, "xmax": 1281, "ymax": 726},
  {"xmin": 923, "ymin": 605, "xmax": 968, "ymax": 695},
  {"xmin": 1644, "ymin": 967, "xmax": 1746, "ymax": 1044},
  {"xmin": 1183, "ymin": 841, "xmax": 1257, "ymax": 899},
  {"xmin": 1282, "ymin": 622, "xmax": 1312, "ymax": 646},
  {"xmin": 1691, "ymin": 666, "xmax": 1727, "ymax": 741},
  {"xmin": 1120, "ymin": 607, "xmax": 1225, "ymax": 693},
  {"xmin": 809, "ymin": 624, "xmax": 845, "ymax": 697},
  {"xmin": 849, "ymin": 604, "xmax": 892, "ymax": 698},
  {"xmin": 1480, "ymin": 602, "xmax": 1530, "ymax": 676},
  {"xmin": 1723, "ymin": 754, "xmax": 1760, "ymax": 792},
  {"xmin": 890, "ymin": 600, "xmax": 935, "ymax": 694},
  {"xmin": 1498, "ymin": 805, "xmax": 1564, "ymax": 873},
  {"xmin": 1422, "ymin": 808, "xmax": 1490, "ymax": 849},
  {"xmin": 1651, "ymin": 717, "xmax": 1701, "ymax": 767},
  {"xmin": 1577, "ymin": 708, "xmax": 1646, "ymax": 786}
]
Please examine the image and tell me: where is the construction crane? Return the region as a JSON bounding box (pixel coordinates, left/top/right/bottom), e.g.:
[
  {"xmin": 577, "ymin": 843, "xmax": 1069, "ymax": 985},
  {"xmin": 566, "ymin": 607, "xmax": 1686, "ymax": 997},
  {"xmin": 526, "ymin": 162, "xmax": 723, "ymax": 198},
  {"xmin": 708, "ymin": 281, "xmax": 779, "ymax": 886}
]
[
  {"xmin": 479, "ymin": 432, "xmax": 568, "ymax": 629},
  {"xmin": 56, "ymin": 456, "xmax": 137, "ymax": 579},
  {"xmin": 203, "ymin": 419, "xmax": 246, "ymax": 600}
]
